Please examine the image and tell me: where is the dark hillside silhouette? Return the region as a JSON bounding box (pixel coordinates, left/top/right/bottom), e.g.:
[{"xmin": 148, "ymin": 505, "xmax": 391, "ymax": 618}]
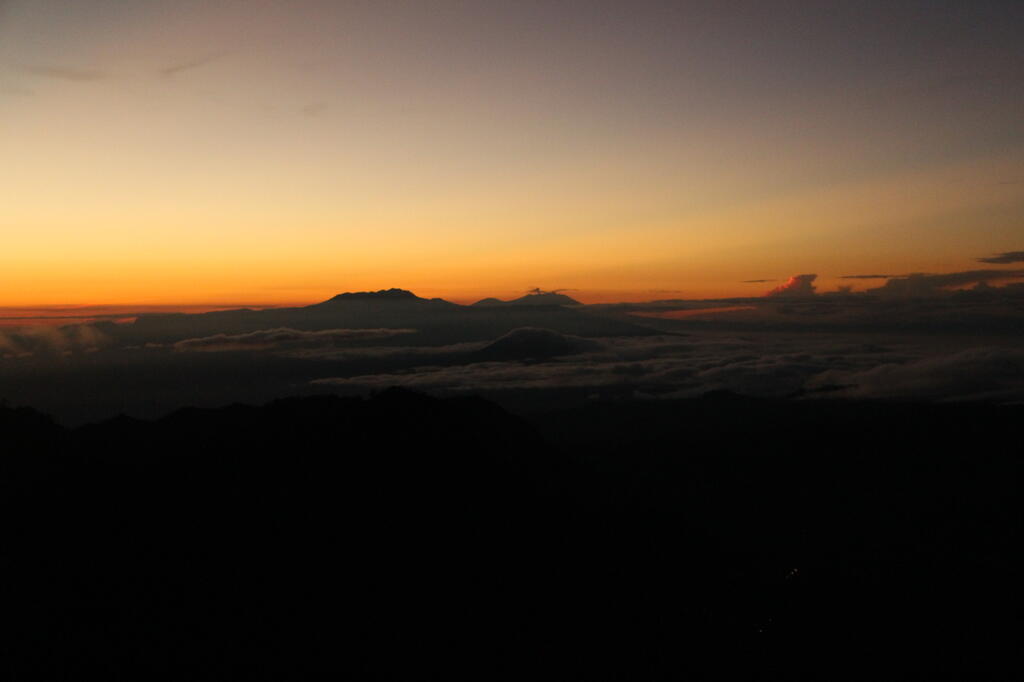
[
  {"xmin": 4, "ymin": 390, "xmax": 1019, "ymax": 679},
  {"xmin": 471, "ymin": 326, "xmax": 601, "ymax": 362}
]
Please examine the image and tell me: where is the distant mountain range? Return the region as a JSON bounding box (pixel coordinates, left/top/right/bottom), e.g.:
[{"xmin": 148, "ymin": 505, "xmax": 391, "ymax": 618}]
[
  {"xmin": 124, "ymin": 288, "xmax": 648, "ymax": 346},
  {"xmin": 316, "ymin": 288, "xmax": 437, "ymax": 303},
  {"xmin": 472, "ymin": 291, "xmax": 581, "ymax": 307}
]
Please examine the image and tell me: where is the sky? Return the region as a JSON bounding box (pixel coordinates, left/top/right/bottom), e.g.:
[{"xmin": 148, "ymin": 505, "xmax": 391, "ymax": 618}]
[{"xmin": 2, "ymin": 0, "xmax": 1023, "ymax": 305}]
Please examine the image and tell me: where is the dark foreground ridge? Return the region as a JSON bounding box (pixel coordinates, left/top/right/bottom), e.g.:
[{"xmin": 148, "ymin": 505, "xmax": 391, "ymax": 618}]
[{"xmin": 4, "ymin": 390, "xmax": 1019, "ymax": 679}]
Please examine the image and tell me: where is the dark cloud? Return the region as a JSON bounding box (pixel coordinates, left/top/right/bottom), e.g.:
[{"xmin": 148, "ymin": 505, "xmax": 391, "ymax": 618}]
[
  {"xmin": 766, "ymin": 274, "xmax": 817, "ymax": 297},
  {"xmin": 977, "ymin": 251, "xmax": 1024, "ymax": 265},
  {"xmin": 173, "ymin": 328, "xmax": 415, "ymax": 353},
  {"xmin": 867, "ymin": 270, "xmax": 1024, "ymax": 296},
  {"xmin": 840, "ymin": 274, "xmax": 895, "ymax": 279},
  {"xmin": 19, "ymin": 64, "xmax": 105, "ymax": 81},
  {"xmin": 742, "ymin": 279, "xmax": 777, "ymax": 283},
  {"xmin": 1, "ymin": 324, "xmax": 111, "ymax": 358}
]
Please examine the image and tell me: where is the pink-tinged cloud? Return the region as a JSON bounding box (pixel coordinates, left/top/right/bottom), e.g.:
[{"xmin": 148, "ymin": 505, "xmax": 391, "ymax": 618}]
[{"xmin": 766, "ymin": 274, "xmax": 817, "ymax": 298}]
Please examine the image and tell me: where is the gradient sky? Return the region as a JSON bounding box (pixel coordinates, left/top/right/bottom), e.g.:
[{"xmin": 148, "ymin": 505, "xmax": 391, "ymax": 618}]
[{"xmin": 2, "ymin": 0, "xmax": 1023, "ymax": 305}]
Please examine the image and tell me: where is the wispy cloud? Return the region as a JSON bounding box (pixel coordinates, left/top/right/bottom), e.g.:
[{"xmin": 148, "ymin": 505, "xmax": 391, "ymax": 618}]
[
  {"xmin": 1, "ymin": 84, "xmax": 34, "ymax": 96},
  {"xmin": 867, "ymin": 269, "xmax": 1024, "ymax": 296},
  {"xmin": 301, "ymin": 101, "xmax": 328, "ymax": 117},
  {"xmin": 19, "ymin": 64, "xmax": 106, "ymax": 82},
  {"xmin": 840, "ymin": 274, "xmax": 895, "ymax": 279},
  {"xmin": 159, "ymin": 53, "xmax": 226, "ymax": 78},
  {"xmin": 742, "ymin": 279, "xmax": 777, "ymax": 283},
  {"xmin": 978, "ymin": 251, "xmax": 1024, "ymax": 265}
]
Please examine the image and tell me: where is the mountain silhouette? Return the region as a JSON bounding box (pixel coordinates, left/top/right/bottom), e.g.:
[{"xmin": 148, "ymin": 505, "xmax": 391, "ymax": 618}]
[
  {"xmin": 472, "ymin": 291, "xmax": 581, "ymax": 307},
  {"xmin": 124, "ymin": 288, "xmax": 649, "ymax": 346},
  {"xmin": 309, "ymin": 288, "xmax": 455, "ymax": 307},
  {"xmin": 472, "ymin": 327, "xmax": 601, "ymax": 361},
  {"xmin": 321, "ymin": 288, "xmax": 421, "ymax": 302}
]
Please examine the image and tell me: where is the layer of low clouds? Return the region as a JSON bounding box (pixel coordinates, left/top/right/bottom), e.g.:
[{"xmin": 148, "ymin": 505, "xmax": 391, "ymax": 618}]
[
  {"xmin": 311, "ymin": 331, "xmax": 1024, "ymax": 404},
  {"xmin": 172, "ymin": 327, "xmax": 415, "ymax": 352},
  {"xmin": 808, "ymin": 347, "xmax": 1024, "ymax": 402},
  {"xmin": 312, "ymin": 333, "xmax": 911, "ymax": 399},
  {"xmin": 0, "ymin": 324, "xmax": 110, "ymax": 357},
  {"xmin": 5, "ymin": 320, "xmax": 1024, "ymax": 426},
  {"xmin": 282, "ymin": 327, "xmax": 600, "ymax": 364},
  {"xmin": 5, "ymin": 288, "xmax": 1024, "ymax": 423}
]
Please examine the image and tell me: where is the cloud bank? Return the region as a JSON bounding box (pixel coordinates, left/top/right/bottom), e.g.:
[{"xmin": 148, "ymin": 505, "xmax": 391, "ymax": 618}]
[
  {"xmin": 808, "ymin": 347, "xmax": 1024, "ymax": 402},
  {"xmin": 172, "ymin": 328, "xmax": 415, "ymax": 353},
  {"xmin": 311, "ymin": 330, "xmax": 1024, "ymax": 405},
  {"xmin": 311, "ymin": 334, "xmax": 916, "ymax": 399},
  {"xmin": 0, "ymin": 324, "xmax": 111, "ymax": 357}
]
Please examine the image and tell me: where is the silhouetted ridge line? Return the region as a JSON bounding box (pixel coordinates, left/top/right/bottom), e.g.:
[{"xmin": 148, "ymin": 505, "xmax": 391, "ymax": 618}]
[
  {"xmin": 320, "ymin": 288, "xmax": 423, "ymax": 303},
  {"xmin": 472, "ymin": 292, "xmax": 581, "ymax": 307},
  {"xmin": 473, "ymin": 327, "xmax": 601, "ymax": 361},
  {"xmin": 123, "ymin": 287, "xmax": 654, "ymax": 350}
]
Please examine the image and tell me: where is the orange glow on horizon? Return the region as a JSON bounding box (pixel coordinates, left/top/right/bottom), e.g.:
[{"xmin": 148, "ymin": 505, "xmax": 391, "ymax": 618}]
[{"xmin": 2, "ymin": 2, "xmax": 1022, "ymax": 310}]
